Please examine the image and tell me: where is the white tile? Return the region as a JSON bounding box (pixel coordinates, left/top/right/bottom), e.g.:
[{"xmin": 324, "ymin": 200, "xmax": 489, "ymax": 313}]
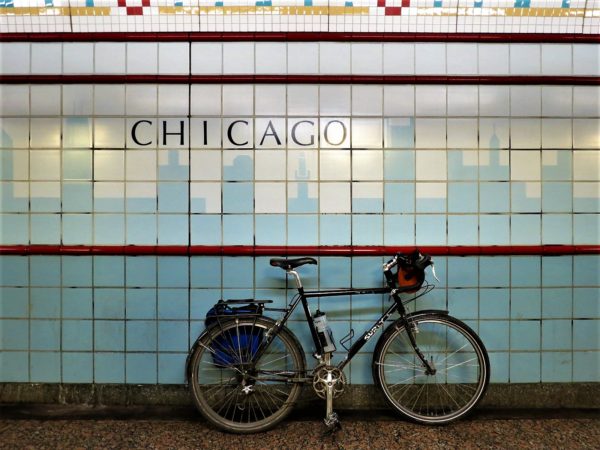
[
  {"xmin": 190, "ymin": 183, "xmax": 221, "ymax": 213},
  {"xmin": 573, "ymin": 87, "xmax": 600, "ymax": 117},
  {"xmin": 511, "ymin": 151, "xmax": 541, "ymax": 181},
  {"xmin": 352, "ymin": 85, "xmax": 383, "ymax": 116},
  {"xmin": 94, "ymin": 150, "xmax": 125, "ymax": 180},
  {"xmin": 320, "ymin": 85, "xmax": 351, "ymax": 115},
  {"xmin": 255, "ymin": 150, "xmax": 286, "ymax": 180},
  {"xmin": 383, "ymin": 43, "xmax": 415, "ymax": 75},
  {"xmin": 30, "ymin": 85, "xmax": 61, "ymax": 115},
  {"xmin": 416, "ymin": 86, "xmax": 446, "ymax": 116},
  {"xmin": 63, "ymin": 85, "xmax": 93, "ymax": 116},
  {"xmin": 1, "ymin": 85, "xmax": 29, "ymax": 116},
  {"xmin": 541, "ymin": 44, "xmax": 572, "ymax": 76},
  {"xmin": 352, "ymin": 182, "xmax": 383, "ymax": 206},
  {"xmin": 573, "ymin": 119, "xmax": 600, "ymax": 149},
  {"xmin": 95, "ymin": 85, "xmax": 125, "ymax": 116},
  {"xmin": 320, "ymin": 182, "xmax": 350, "ymax": 213},
  {"xmin": 191, "ymin": 85, "xmax": 221, "ymax": 116},
  {"xmin": 352, "ymin": 119, "xmax": 382, "ymax": 149},
  {"xmin": 510, "ymin": 44, "xmax": 541, "ymax": 75},
  {"xmin": 127, "ymin": 43, "xmax": 158, "ymax": 74},
  {"xmin": 288, "ymin": 43, "xmax": 319, "ymax": 74},
  {"xmin": 255, "ymin": 85, "xmax": 286, "ymax": 116},
  {"xmin": 352, "ymin": 150, "xmax": 383, "ymax": 181},
  {"xmin": 31, "ymin": 43, "xmax": 61, "ymax": 74},
  {"xmin": 94, "ymin": 118, "xmax": 125, "ymax": 149},
  {"xmin": 416, "ymin": 183, "xmax": 447, "ymax": 200},
  {"xmin": 320, "ymin": 151, "xmax": 351, "ymax": 181},
  {"xmin": 190, "ymin": 151, "xmax": 221, "ymax": 181},
  {"xmin": 416, "ymin": 150, "xmax": 447, "ymax": 181},
  {"xmin": 447, "ymin": 119, "xmax": 478, "ymax": 149},
  {"xmin": 126, "ymin": 150, "xmax": 157, "ymax": 181},
  {"xmin": 30, "ymin": 150, "xmax": 60, "ymax": 180},
  {"xmin": 383, "ymin": 86, "xmax": 415, "ymax": 116},
  {"xmin": 447, "ymin": 43, "xmax": 478, "ymax": 75},
  {"xmin": 511, "ymin": 119, "xmax": 541, "ymax": 149},
  {"xmin": 416, "ymin": 118, "xmax": 446, "ymax": 149},
  {"xmin": 510, "ymin": 86, "xmax": 541, "ymax": 117},
  {"xmin": 478, "ymin": 44, "xmax": 509, "ymax": 75},
  {"xmin": 126, "ymin": 85, "xmax": 158, "ymax": 116},
  {"xmin": 223, "ymin": 118, "xmax": 253, "ymax": 149},
  {"xmin": 159, "ymin": 43, "xmax": 189, "ymax": 75},
  {"xmin": 95, "ymin": 43, "xmax": 126, "ymax": 74},
  {"xmin": 351, "ymin": 43, "xmax": 383, "ymax": 75},
  {"xmin": 63, "ymin": 43, "xmax": 94, "ymax": 74},
  {"xmin": 255, "ymin": 118, "xmax": 285, "ymax": 149},
  {"xmin": 479, "ymin": 118, "xmax": 510, "ymax": 150},
  {"xmin": 415, "ymin": 43, "xmax": 446, "ymax": 75},
  {"xmin": 0, "ymin": 119, "xmax": 29, "ymax": 148},
  {"xmin": 320, "ymin": 43, "xmax": 351, "ymax": 74},
  {"xmin": 447, "ymin": 86, "xmax": 478, "ymax": 117},
  {"xmin": 223, "ymin": 85, "xmax": 254, "ymax": 116},
  {"xmin": 288, "ymin": 150, "xmax": 318, "ymax": 180},
  {"xmin": 542, "ymin": 86, "xmax": 573, "ymax": 117},
  {"xmin": 320, "ymin": 118, "xmax": 350, "ymax": 149},
  {"xmin": 573, "ymin": 151, "xmax": 600, "ymax": 180},
  {"xmin": 255, "ymin": 183, "xmax": 286, "ymax": 213},
  {"xmin": 573, "ymin": 45, "xmax": 600, "ymax": 76},
  {"xmin": 158, "ymin": 85, "xmax": 189, "ymax": 116},
  {"xmin": 223, "ymin": 42, "xmax": 254, "ymax": 74},
  {"xmin": 191, "ymin": 43, "xmax": 222, "ymax": 74},
  {"xmin": 255, "ymin": 43, "xmax": 286, "ymax": 74},
  {"xmin": 480, "ymin": 86, "xmax": 510, "ymax": 117},
  {"xmin": 0, "ymin": 43, "xmax": 30, "ymax": 74},
  {"xmin": 288, "ymin": 85, "xmax": 318, "ymax": 116},
  {"xmin": 30, "ymin": 118, "xmax": 61, "ymax": 148},
  {"xmin": 542, "ymin": 119, "xmax": 572, "ymax": 150}
]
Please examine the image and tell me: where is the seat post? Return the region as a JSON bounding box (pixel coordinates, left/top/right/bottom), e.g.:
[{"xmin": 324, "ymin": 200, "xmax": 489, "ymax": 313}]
[{"xmin": 288, "ymin": 269, "xmax": 303, "ymax": 289}]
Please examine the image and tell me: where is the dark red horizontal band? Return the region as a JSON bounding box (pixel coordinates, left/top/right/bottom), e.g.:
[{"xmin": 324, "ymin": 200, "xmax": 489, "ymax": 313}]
[
  {"xmin": 0, "ymin": 245, "xmax": 598, "ymax": 257},
  {"xmin": 2, "ymin": 75, "xmax": 599, "ymax": 85},
  {"xmin": 1, "ymin": 32, "xmax": 599, "ymax": 43}
]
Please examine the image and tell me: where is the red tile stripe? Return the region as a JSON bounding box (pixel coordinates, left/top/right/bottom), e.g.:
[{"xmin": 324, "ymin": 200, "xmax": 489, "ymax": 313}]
[{"xmin": 0, "ymin": 245, "xmax": 598, "ymax": 257}]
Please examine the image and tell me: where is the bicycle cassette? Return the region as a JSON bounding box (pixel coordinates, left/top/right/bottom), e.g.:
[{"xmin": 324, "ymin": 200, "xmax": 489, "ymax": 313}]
[{"xmin": 312, "ymin": 365, "xmax": 346, "ymax": 399}]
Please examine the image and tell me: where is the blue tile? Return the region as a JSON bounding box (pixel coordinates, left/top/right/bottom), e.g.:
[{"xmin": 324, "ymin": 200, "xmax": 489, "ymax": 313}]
[
  {"xmin": 415, "ymin": 215, "xmax": 446, "ymax": 246},
  {"xmin": 2, "ymin": 319, "xmax": 28, "ymax": 350},
  {"xmin": 510, "ymin": 320, "xmax": 541, "ymax": 351},
  {"xmin": 255, "ymin": 258, "xmax": 284, "ymax": 290},
  {"xmin": 126, "ymin": 289, "xmax": 157, "ymax": 319},
  {"xmin": 62, "ymin": 182, "xmax": 92, "ymax": 212},
  {"xmin": 511, "ymin": 215, "xmax": 541, "ymax": 245},
  {"xmin": 63, "ymin": 150, "xmax": 92, "ymax": 180},
  {"xmin": 384, "ymin": 150, "xmax": 414, "ymax": 180},
  {"xmin": 94, "ymin": 320, "xmax": 125, "ymax": 351},
  {"xmin": 480, "ymin": 289, "xmax": 510, "ymax": 319},
  {"xmin": 349, "ymin": 353, "xmax": 371, "ymax": 384},
  {"xmin": 158, "ymin": 182, "xmax": 188, "ymax": 213},
  {"xmin": 542, "ymin": 288, "xmax": 572, "ymax": 318},
  {"xmin": 0, "ymin": 352, "xmax": 28, "ymax": 382},
  {"xmin": 222, "ymin": 182, "xmax": 253, "ymax": 213},
  {"xmin": 0, "ymin": 287, "xmax": 28, "ymax": 317},
  {"xmin": 321, "ymin": 295, "xmax": 351, "ymax": 320},
  {"xmin": 158, "ymin": 321, "xmax": 189, "ymax": 352},
  {"xmin": 94, "ymin": 189, "xmax": 124, "ymax": 213},
  {"xmin": 94, "ymin": 352, "xmax": 125, "ymax": 383},
  {"xmin": 320, "ymin": 215, "xmax": 351, "ymax": 245},
  {"xmin": 319, "ymin": 258, "xmax": 351, "ymax": 289},
  {"xmin": 30, "ymin": 256, "xmax": 60, "ymax": 287},
  {"xmin": 352, "ymin": 215, "xmax": 383, "ymax": 245},
  {"xmin": 255, "ymin": 215, "xmax": 286, "ymax": 245},
  {"xmin": 158, "ymin": 353, "xmax": 187, "ymax": 384},
  {"xmin": 573, "ymin": 351, "xmax": 600, "ymax": 382},
  {"xmin": 62, "ymin": 320, "xmax": 93, "ymax": 351},
  {"xmin": 573, "ymin": 215, "xmax": 599, "ymax": 245},
  {"xmin": 448, "ymin": 288, "xmax": 478, "ymax": 320},
  {"xmin": 30, "ymin": 194, "xmax": 61, "ymax": 213},
  {"xmin": 480, "ymin": 257, "xmax": 510, "ymax": 287},
  {"xmin": 158, "ymin": 257, "xmax": 189, "ymax": 288},
  {"xmin": 414, "ymin": 288, "xmax": 446, "ymax": 310},
  {"xmin": 223, "ymin": 152, "xmax": 253, "ymax": 180},
  {"xmin": 62, "ymin": 288, "xmax": 93, "ymax": 318},
  {"xmin": 223, "ymin": 257, "xmax": 253, "ymax": 289},
  {"xmin": 352, "ymin": 257, "xmax": 384, "ymax": 288},
  {"xmin": 190, "ymin": 257, "xmax": 222, "ymax": 288},
  {"xmin": 542, "ymin": 215, "xmax": 572, "ymax": 245},
  {"xmin": 542, "ymin": 319, "xmax": 571, "ymax": 351},
  {"xmin": 488, "ymin": 352, "xmax": 509, "ymax": 383},
  {"xmin": 573, "ymin": 186, "xmax": 599, "ymax": 213},
  {"xmin": 479, "ymin": 150, "xmax": 510, "ymax": 181},
  {"xmin": 30, "ymin": 352, "xmax": 61, "ymax": 383},
  {"xmin": 573, "ymin": 288, "xmax": 599, "ymax": 318},
  {"xmin": 30, "ymin": 214, "xmax": 61, "ymax": 244},
  {"xmin": 510, "ymin": 352, "xmax": 540, "ymax": 383},
  {"xmin": 573, "ymin": 320, "xmax": 598, "ymax": 350},
  {"xmin": 126, "ymin": 321, "xmax": 157, "ymax": 352},
  {"xmin": 190, "ymin": 289, "xmax": 224, "ymax": 320},
  {"xmin": 541, "ymin": 352, "xmax": 572, "ymax": 382},
  {"xmin": 288, "ymin": 182, "xmax": 318, "ymax": 213},
  {"xmin": 288, "ymin": 215, "xmax": 318, "ymax": 245},
  {"xmin": 351, "ymin": 294, "xmax": 384, "ymax": 321},
  {"xmin": 1, "ymin": 182, "xmax": 29, "ymax": 212},
  {"xmin": 511, "ymin": 289, "xmax": 541, "ymax": 319},
  {"xmin": 190, "ymin": 215, "xmax": 221, "ymax": 245},
  {"xmin": 126, "ymin": 353, "xmax": 157, "ymax": 384},
  {"xmin": 511, "ymin": 257, "xmax": 541, "ymax": 287},
  {"xmin": 62, "ymin": 256, "xmax": 92, "ymax": 287},
  {"xmin": 158, "ymin": 289, "xmax": 188, "ymax": 320},
  {"xmin": 0, "ymin": 256, "xmax": 28, "ymax": 286},
  {"xmin": 541, "ymin": 256, "xmax": 573, "ymax": 287},
  {"xmin": 125, "ymin": 257, "xmax": 157, "ymax": 288},
  {"xmin": 511, "ymin": 182, "xmax": 541, "ymax": 213},
  {"xmin": 478, "ymin": 321, "xmax": 509, "ymax": 351},
  {"xmin": 573, "ymin": 256, "xmax": 599, "ymax": 286},
  {"xmin": 222, "ymin": 288, "xmax": 255, "ymax": 301},
  {"xmin": 255, "ymin": 288, "xmax": 287, "ymax": 310},
  {"xmin": 384, "ymin": 183, "xmax": 414, "ymax": 213},
  {"xmin": 94, "ymin": 214, "xmax": 125, "ymax": 245},
  {"xmin": 430, "ymin": 256, "xmax": 447, "ymax": 288},
  {"xmin": 447, "ymin": 183, "xmax": 478, "ymax": 213},
  {"xmin": 62, "ymin": 353, "xmax": 93, "ymax": 383},
  {"xmin": 157, "ymin": 214, "xmax": 188, "ymax": 245},
  {"xmin": 385, "ymin": 118, "xmax": 414, "ymax": 149},
  {"xmin": 480, "ymin": 183, "xmax": 510, "ymax": 212},
  {"xmin": 448, "ymin": 150, "xmax": 478, "ymax": 180},
  {"xmin": 126, "ymin": 215, "xmax": 157, "ymax": 245},
  {"xmin": 447, "ymin": 257, "xmax": 478, "ymax": 288},
  {"xmin": 448, "ymin": 215, "xmax": 478, "ymax": 245},
  {"xmin": 126, "ymin": 191, "xmax": 156, "ymax": 213},
  {"xmin": 94, "ymin": 288, "xmax": 125, "ymax": 319},
  {"xmin": 353, "ymin": 192, "xmax": 383, "ymax": 214},
  {"xmin": 383, "ymin": 214, "xmax": 414, "ymax": 246},
  {"xmin": 223, "ymin": 214, "xmax": 253, "ymax": 245},
  {"xmin": 0, "ymin": 214, "xmax": 29, "ymax": 244},
  {"xmin": 62, "ymin": 214, "xmax": 93, "ymax": 245},
  {"xmin": 542, "ymin": 182, "xmax": 572, "ymax": 213},
  {"xmin": 416, "ymin": 193, "xmax": 446, "ymax": 213},
  {"xmin": 542, "ymin": 150, "xmax": 571, "ymax": 181},
  {"xmin": 30, "ymin": 287, "xmax": 60, "ymax": 318}
]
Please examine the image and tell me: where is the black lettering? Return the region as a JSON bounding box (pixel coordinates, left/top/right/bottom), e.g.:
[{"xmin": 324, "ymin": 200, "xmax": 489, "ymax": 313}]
[
  {"xmin": 131, "ymin": 120, "xmax": 153, "ymax": 146},
  {"xmin": 291, "ymin": 120, "xmax": 315, "ymax": 146},
  {"xmin": 324, "ymin": 120, "xmax": 347, "ymax": 146},
  {"xmin": 259, "ymin": 120, "xmax": 282, "ymax": 146},
  {"xmin": 227, "ymin": 120, "xmax": 249, "ymax": 146},
  {"xmin": 203, "ymin": 120, "xmax": 208, "ymax": 146},
  {"xmin": 162, "ymin": 120, "xmax": 185, "ymax": 146}
]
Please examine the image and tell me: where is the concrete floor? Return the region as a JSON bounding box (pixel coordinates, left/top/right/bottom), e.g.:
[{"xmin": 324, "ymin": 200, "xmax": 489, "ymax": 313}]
[{"xmin": 0, "ymin": 405, "xmax": 599, "ymax": 449}]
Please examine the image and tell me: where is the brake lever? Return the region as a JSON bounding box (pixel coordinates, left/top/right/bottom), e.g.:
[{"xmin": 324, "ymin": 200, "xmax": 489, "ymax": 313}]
[{"xmin": 431, "ymin": 264, "xmax": 440, "ymax": 283}]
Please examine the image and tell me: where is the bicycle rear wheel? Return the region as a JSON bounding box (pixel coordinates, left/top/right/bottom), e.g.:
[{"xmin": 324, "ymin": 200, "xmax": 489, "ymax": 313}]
[
  {"xmin": 373, "ymin": 313, "xmax": 489, "ymax": 424},
  {"xmin": 188, "ymin": 316, "xmax": 305, "ymax": 433}
]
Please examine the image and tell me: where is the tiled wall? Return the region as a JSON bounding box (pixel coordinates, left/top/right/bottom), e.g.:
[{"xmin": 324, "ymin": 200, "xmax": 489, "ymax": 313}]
[{"xmin": 1, "ymin": 0, "xmax": 599, "ymax": 34}]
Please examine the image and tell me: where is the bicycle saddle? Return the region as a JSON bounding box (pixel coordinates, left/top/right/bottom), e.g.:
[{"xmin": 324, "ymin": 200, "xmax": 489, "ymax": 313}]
[{"xmin": 270, "ymin": 257, "xmax": 318, "ymax": 270}]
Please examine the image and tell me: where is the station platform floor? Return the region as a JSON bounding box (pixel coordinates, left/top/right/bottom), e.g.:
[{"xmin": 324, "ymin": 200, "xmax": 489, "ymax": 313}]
[{"xmin": 1, "ymin": 405, "xmax": 599, "ymax": 449}]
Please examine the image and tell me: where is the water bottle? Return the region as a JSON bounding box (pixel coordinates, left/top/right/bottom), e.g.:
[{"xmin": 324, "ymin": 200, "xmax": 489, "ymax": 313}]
[{"xmin": 313, "ymin": 310, "xmax": 336, "ymax": 354}]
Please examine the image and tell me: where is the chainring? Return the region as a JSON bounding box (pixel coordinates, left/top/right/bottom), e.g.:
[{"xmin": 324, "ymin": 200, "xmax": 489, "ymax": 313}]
[{"xmin": 312, "ymin": 364, "xmax": 346, "ymax": 399}]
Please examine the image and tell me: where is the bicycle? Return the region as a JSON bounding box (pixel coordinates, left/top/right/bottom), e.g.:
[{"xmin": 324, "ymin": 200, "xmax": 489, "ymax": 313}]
[{"xmin": 186, "ymin": 250, "xmax": 490, "ymax": 433}]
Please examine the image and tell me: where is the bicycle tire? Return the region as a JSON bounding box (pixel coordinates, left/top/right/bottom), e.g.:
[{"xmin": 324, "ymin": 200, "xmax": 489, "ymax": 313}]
[
  {"xmin": 188, "ymin": 316, "xmax": 306, "ymax": 433},
  {"xmin": 373, "ymin": 313, "xmax": 490, "ymax": 424}
]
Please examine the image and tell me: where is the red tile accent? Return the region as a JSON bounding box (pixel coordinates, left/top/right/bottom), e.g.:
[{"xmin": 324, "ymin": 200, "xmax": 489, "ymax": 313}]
[
  {"xmin": 127, "ymin": 6, "xmax": 144, "ymax": 15},
  {"xmin": 385, "ymin": 7, "xmax": 402, "ymax": 15}
]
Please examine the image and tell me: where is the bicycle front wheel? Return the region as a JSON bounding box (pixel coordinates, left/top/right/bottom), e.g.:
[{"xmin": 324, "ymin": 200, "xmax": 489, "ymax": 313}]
[
  {"xmin": 188, "ymin": 316, "xmax": 306, "ymax": 433},
  {"xmin": 373, "ymin": 313, "xmax": 489, "ymax": 424}
]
